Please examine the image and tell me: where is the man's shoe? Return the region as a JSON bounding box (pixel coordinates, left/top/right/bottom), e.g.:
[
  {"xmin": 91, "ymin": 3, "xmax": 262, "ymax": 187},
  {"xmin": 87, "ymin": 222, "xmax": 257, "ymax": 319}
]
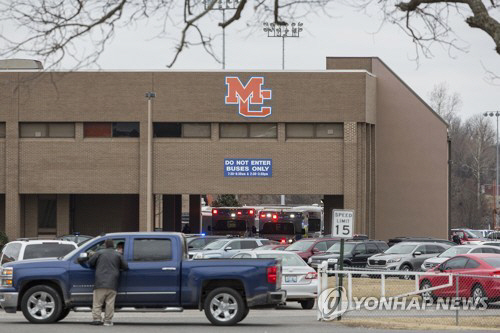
[
  {"xmin": 103, "ymin": 321, "xmax": 113, "ymax": 327},
  {"xmin": 90, "ymin": 321, "xmax": 103, "ymax": 325}
]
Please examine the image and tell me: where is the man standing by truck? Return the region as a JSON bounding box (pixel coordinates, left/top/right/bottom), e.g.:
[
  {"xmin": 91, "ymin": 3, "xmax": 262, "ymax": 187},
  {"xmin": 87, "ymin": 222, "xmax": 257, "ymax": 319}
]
[{"xmin": 88, "ymin": 239, "xmax": 128, "ymax": 326}]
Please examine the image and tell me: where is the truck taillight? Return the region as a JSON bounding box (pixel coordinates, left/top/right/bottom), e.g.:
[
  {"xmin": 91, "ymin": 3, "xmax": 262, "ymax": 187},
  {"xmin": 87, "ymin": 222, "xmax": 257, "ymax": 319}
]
[
  {"xmin": 249, "ymin": 210, "xmax": 254, "ymax": 215},
  {"xmin": 212, "ymin": 209, "xmax": 218, "ymax": 215},
  {"xmin": 272, "ymin": 214, "xmax": 278, "ymax": 221},
  {"xmin": 280, "ymin": 238, "xmax": 286, "ymax": 244},
  {"xmin": 267, "ymin": 266, "xmax": 277, "ymax": 284},
  {"xmin": 305, "ymin": 272, "xmax": 317, "ymax": 279}
]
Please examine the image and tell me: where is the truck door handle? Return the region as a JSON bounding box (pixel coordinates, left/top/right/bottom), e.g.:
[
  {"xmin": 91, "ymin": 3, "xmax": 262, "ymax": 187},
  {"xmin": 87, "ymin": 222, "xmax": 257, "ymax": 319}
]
[{"xmin": 162, "ymin": 267, "xmax": 176, "ymax": 271}]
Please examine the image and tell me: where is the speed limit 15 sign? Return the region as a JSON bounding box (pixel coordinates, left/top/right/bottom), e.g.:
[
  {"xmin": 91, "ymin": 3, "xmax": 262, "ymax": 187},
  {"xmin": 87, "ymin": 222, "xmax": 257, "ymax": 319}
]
[{"xmin": 332, "ymin": 210, "xmax": 354, "ymax": 239}]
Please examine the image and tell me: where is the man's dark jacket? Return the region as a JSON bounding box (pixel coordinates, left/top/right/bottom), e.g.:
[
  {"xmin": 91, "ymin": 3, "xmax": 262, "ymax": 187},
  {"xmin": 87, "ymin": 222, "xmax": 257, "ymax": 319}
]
[{"xmin": 88, "ymin": 248, "xmax": 129, "ymax": 290}]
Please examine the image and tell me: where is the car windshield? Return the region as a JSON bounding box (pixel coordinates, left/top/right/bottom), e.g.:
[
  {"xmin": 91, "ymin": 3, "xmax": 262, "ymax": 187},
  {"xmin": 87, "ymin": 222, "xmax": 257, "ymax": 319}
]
[
  {"xmin": 257, "ymin": 253, "xmax": 307, "ymax": 267},
  {"xmin": 286, "ymin": 240, "xmax": 314, "ymax": 251},
  {"xmin": 256, "ymin": 245, "xmax": 276, "ymax": 250},
  {"xmin": 23, "ymin": 244, "xmax": 76, "ymax": 260},
  {"xmin": 438, "ymin": 246, "xmax": 471, "ymax": 258},
  {"xmin": 483, "ymin": 257, "xmax": 500, "ymax": 267},
  {"xmin": 467, "ymin": 230, "xmax": 482, "ymax": 238},
  {"xmin": 326, "ymin": 242, "xmax": 356, "ymax": 254},
  {"xmin": 384, "ymin": 244, "xmax": 417, "ymax": 254},
  {"xmin": 203, "ymin": 240, "xmax": 229, "ymax": 250}
]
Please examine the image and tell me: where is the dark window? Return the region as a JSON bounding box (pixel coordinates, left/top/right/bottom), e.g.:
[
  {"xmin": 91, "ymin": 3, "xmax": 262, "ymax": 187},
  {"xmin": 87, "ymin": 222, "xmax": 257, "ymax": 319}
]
[
  {"xmin": 326, "ymin": 240, "xmax": 338, "ymax": 248},
  {"xmin": 366, "ymin": 243, "xmax": 379, "ymax": 254},
  {"xmin": 425, "ymin": 245, "xmax": 442, "ymax": 254},
  {"xmin": 133, "ymin": 238, "xmax": 172, "ymax": 261},
  {"xmin": 0, "ymin": 123, "xmax": 6, "ymax": 138},
  {"xmin": 112, "ymin": 122, "xmax": 139, "ymax": 137},
  {"xmin": 241, "ymin": 241, "xmax": 258, "ymax": 249},
  {"xmin": 261, "ymin": 222, "xmax": 295, "ymax": 235},
  {"xmin": 315, "ymin": 241, "xmax": 328, "ymax": 251},
  {"xmin": 376, "ymin": 242, "xmax": 389, "ymax": 251},
  {"xmin": 261, "ymin": 240, "xmax": 271, "ymax": 245},
  {"xmin": 154, "ymin": 123, "xmax": 181, "ymax": 137},
  {"xmin": 188, "ymin": 238, "xmax": 207, "ymax": 250},
  {"xmin": 84, "ymin": 122, "xmax": 112, "ymax": 137},
  {"xmin": 286, "ymin": 123, "xmax": 343, "ymax": 139},
  {"xmin": 464, "ymin": 259, "xmax": 480, "ymax": 269},
  {"xmin": 213, "ymin": 220, "xmax": 247, "ymax": 231},
  {"xmin": 354, "ymin": 244, "xmax": 367, "ymax": 254},
  {"xmin": 415, "ymin": 245, "xmax": 426, "ymax": 254},
  {"xmin": 0, "ymin": 243, "xmax": 22, "ymax": 265},
  {"xmin": 38, "ymin": 195, "xmax": 57, "ymax": 230},
  {"xmin": 309, "ymin": 219, "xmax": 321, "ymax": 232},
  {"xmin": 443, "ymin": 257, "xmax": 468, "ymax": 270},
  {"xmin": 85, "ymin": 238, "xmax": 125, "ymax": 256},
  {"xmin": 23, "ymin": 244, "xmax": 75, "ymax": 259}
]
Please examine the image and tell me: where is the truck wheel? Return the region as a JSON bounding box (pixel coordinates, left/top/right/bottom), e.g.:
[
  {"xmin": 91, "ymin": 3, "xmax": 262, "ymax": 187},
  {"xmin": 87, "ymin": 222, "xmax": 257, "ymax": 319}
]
[
  {"xmin": 21, "ymin": 285, "xmax": 63, "ymax": 323},
  {"xmin": 56, "ymin": 307, "xmax": 71, "ymax": 322},
  {"xmin": 299, "ymin": 299, "xmax": 315, "ymax": 309},
  {"xmin": 238, "ymin": 306, "xmax": 250, "ymax": 322},
  {"xmin": 204, "ymin": 287, "xmax": 245, "ymax": 326}
]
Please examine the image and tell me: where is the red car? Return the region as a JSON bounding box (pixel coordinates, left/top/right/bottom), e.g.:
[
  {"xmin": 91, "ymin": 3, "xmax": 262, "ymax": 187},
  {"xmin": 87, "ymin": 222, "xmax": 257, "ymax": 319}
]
[
  {"xmin": 285, "ymin": 238, "xmax": 338, "ymax": 261},
  {"xmin": 419, "ymin": 254, "xmax": 500, "ymax": 304}
]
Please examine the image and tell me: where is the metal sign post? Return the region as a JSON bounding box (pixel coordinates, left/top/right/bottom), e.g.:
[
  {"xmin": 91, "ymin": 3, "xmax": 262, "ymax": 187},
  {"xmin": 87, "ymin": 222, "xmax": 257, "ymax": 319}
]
[{"xmin": 332, "ymin": 209, "xmax": 354, "ymax": 320}]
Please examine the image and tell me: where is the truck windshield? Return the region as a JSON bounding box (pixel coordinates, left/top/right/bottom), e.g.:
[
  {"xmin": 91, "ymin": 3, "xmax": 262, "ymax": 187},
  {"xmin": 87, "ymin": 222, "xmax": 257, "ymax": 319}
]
[
  {"xmin": 261, "ymin": 222, "xmax": 295, "ymax": 235},
  {"xmin": 203, "ymin": 240, "xmax": 229, "ymax": 250},
  {"xmin": 286, "ymin": 240, "xmax": 314, "ymax": 251},
  {"xmin": 257, "ymin": 253, "xmax": 306, "ymax": 267},
  {"xmin": 384, "ymin": 244, "xmax": 417, "ymax": 254}
]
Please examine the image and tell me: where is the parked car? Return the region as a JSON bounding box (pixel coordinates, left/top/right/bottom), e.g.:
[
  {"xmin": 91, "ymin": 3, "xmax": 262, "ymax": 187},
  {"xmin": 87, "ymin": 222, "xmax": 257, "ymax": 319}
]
[
  {"xmin": 308, "ymin": 240, "xmax": 388, "ymax": 270},
  {"xmin": 232, "ymin": 250, "xmax": 317, "ymax": 309},
  {"xmin": 479, "ymin": 241, "xmax": 500, "ymax": 247},
  {"xmin": 388, "ymin": 237, "xmax": 456, "ymax": 247},
  {"xmin": 421, "ymin": 245, "xmax": 500, "ymax": 271},
  {"xmin": 367, "ymin": 242, "xmax": 451, "ymax": 278},
  {"xmin": 284, "ymin": 238, "xmax": 338, "ymax": 261},
  {"xmin": 470, "ymin": 230, "xmax": 494, "ymax": 238},
  {"xmin": 487, "ymin": 231, "xmax": 500, "ymax": 240},
  {"xmin": 419, "ymin": 254, "xmax": 500, "ymax": 305},
  {"xmin": 255, "ymin": 244, "xmax": 288, "ymax": 251},
  {"xmin": 450, "ymin": 228, "xmax": 484, "ymax": 244},
  {"xmin": 0, "ymin": 239, "xmax": 77, "ymax": 266},
  {"xmin": 0, "ymin": 232, "xmax": 286, "ymax": 325},
  {"xmin": 186, "ymin": 235, "xmax": 223, "ymax": 251},
  {"xmin": 191, "ymin": 238, "xmax": 271, "ymax": 259}
]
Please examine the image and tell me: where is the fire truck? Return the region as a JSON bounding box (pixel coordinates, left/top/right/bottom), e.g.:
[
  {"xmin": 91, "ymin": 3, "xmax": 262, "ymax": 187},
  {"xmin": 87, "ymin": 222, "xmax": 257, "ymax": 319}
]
[
  {"xmin": 210, "ymin": 207, "xmax": 257, "ymax": 236},
  {"xmin": 258, "ymin": 206, "xmax": 324, "ymax": 243}
]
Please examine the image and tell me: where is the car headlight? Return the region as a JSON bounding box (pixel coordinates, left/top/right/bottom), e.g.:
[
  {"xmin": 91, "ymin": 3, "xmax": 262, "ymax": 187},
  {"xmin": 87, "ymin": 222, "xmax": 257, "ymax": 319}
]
[
  {"xmin": 387, "ymin": 258, "xmax": 401, "ymax": 263},
  {"xmin": 1, "ymin": 267, "xmax": 13, "ymax": 287},
  {"xmin": 194, "ymin": 252, "xmax": 204, "ymax": 259}
]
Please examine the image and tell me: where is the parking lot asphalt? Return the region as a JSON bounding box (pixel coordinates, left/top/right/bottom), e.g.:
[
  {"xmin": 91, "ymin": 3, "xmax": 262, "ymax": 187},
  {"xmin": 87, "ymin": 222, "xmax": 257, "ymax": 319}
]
[{"xmin": 0, "ymin": 304, "xmax": 494, "ymax": 333}]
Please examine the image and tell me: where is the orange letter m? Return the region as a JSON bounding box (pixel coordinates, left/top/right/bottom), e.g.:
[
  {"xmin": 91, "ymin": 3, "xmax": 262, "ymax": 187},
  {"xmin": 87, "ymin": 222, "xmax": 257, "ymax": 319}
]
[{"xmin": 225, "ymin": 77, "xmax": 272, "ymax": 118}]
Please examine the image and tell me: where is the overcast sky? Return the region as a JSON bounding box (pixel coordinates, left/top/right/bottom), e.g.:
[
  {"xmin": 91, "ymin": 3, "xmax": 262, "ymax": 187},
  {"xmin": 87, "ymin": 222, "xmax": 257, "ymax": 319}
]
[{"xmin": 6, "ymin": 2, "xmax": 500, "ymax": 121}]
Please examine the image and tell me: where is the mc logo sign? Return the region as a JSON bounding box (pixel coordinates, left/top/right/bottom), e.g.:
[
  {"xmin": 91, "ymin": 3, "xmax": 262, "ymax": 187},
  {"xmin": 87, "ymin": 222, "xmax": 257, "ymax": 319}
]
[{"xmin": 225, "ymin": 77, "xmax": 272, "ymax": 118}]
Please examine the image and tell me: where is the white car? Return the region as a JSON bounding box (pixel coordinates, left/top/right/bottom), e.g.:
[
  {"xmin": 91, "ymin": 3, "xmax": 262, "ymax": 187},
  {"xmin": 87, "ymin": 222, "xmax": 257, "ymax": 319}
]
[
  {"xmin": 0, "ymin": 239, "xmax": 77, "ymax": 267},
  {"xmin": 232, "ymin": 250, "xmax": 317, "ymax": 309},
  {"xmin": 421, "ymin": 245, "xmax": 500, "ymax": 271}
]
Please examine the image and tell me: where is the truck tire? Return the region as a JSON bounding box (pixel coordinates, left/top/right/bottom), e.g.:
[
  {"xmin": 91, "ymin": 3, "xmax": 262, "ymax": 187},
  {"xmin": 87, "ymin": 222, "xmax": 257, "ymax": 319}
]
[
  {"xmin": 56, "ymin": 307, "xmax": 71, "ymax": 322},
  {"xmin": 204, "ymin": 287, "xmax": 246, "ymax": 326},
  {"xmin": 238, "ymin": 306, "xmax": 250, "ymax": 322},
  {"xmin": 299, "ymin": 299, "xmax": 315, "ymax": 309},
  {"xmin": 21, "ymin": 285, "xmax": 63, "ymax": 323}
]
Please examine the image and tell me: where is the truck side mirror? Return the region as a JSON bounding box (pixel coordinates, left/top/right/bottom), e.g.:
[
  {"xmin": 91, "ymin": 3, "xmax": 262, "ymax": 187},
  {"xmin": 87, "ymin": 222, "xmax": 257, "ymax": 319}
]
[
  {"xmin": 77, "ymin": 252, "xmax": 89, "ymax": 263},
  {"xmin": 225, "ymin": 246, "xmax": 232, "ymax": 251}
]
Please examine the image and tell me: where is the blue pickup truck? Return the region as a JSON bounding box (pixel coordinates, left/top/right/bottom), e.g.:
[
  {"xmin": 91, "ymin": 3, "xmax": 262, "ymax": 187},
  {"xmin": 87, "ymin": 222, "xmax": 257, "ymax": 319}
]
[{"xmin": 0, "ymin": 232, "xmax": 285, "ymax": 325}]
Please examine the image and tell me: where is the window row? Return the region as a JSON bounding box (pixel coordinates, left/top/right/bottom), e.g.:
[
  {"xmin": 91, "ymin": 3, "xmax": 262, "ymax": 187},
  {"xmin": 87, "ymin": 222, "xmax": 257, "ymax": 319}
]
[{"xmin": 0, "ymin": 122, "xmax": 344, "ymax": 139}]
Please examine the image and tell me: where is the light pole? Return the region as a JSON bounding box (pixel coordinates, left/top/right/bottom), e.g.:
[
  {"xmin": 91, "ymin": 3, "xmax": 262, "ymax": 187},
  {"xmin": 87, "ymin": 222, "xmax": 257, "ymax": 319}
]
[
  {"xmin": 146, "ymin": 91, "xmax": 156, "ymax": 231},
  {"xmin": 263, "ymin": 22, "xmax": 304, "ymax": 70},
  {"xmin": 204, "ymin": 0, "xmax": 239, "ymax": 69},
  {"xmin": 483, "ymin": 111, "xmax": 500, "ymax": 230}
]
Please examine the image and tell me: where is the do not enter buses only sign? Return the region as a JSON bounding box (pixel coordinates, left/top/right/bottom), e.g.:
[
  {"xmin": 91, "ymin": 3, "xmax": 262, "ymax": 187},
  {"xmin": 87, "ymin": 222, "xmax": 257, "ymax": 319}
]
[{"xmin": 332, "ymin": 210, "xmax": 354, "ymax": 239}]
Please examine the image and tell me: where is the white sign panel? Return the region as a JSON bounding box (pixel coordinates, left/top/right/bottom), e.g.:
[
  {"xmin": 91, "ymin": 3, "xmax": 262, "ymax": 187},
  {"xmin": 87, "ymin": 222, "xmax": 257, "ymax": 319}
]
[{"xmin": 332, "ymin": 210, "xmax": 354, "ymax": 239}]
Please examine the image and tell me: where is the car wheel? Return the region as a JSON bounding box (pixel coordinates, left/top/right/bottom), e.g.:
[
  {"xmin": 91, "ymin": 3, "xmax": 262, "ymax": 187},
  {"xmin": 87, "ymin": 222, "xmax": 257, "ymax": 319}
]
[
  {"xmin": 471, "ymin": 284, "xmax": 489, "ymax": 307},
  {"xmin": 204, "ymin": 287, "xmax": 246, "ymax": 326},
  {"xmin": 419, "ymin": 279, "xmax": 436, "ymax": 302},
  {"xmin": 299, "ymin": 299, "xmax": 315, "ymax": 310},
  {"xmin": 238, "ymin": 306, "xmax": 250, "ymax": 322},
  {"xmin": 21, "ymin": 285, "xmax": 63, "ymax": 323},
  {"xmin": 399, "ymin": 265, "xmax": 413, "ymax": 280},
  {"xmin": 56, "ymin": 307, "xmax": 71, "ymax": 322}
]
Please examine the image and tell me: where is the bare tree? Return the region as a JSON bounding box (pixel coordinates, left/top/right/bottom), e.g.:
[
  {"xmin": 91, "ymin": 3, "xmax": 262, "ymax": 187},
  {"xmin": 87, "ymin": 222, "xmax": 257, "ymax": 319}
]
[
  {"xmin": 0, "ymin": 0, "xmax": 329, "ymax": 69},
  {"xmin": 356, "ymin": 1, "xmax": 500, "ymax": 60}
]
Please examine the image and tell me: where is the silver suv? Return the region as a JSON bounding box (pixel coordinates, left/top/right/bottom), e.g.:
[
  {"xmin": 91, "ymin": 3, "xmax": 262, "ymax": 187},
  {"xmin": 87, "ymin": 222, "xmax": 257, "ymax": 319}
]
[
  {"xmin": 190, "ymin": 238, "xmax": 270, "ymax": 259},
  {"xmin": 367, "ymin": 242, "xmax": 451, "ymax": 275}
]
